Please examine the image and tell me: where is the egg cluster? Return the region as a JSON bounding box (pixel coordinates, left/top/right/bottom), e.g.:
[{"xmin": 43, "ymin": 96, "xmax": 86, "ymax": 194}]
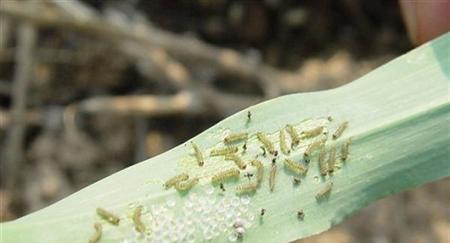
[{"xmin": 121, "ymin": 188, "xmax": 255, "ymax": 242}]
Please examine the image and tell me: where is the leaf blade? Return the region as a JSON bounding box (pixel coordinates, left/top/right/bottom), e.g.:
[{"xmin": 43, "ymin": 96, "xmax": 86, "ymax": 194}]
[{"xmin": 2, "ymin": 33, "xmax": 450, "ymax": 243}]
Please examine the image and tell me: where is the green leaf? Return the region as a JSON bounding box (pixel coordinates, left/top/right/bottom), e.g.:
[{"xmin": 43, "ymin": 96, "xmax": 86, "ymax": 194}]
[{"xmin": 2, "ymin": 32, "xmax": 449, "ymax": 243}]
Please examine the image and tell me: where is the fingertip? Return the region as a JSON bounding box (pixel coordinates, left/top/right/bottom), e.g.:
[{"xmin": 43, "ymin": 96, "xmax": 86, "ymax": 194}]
[{"xmin": 400, "ymin": 0, "xmax": 450, "ymax": 45}]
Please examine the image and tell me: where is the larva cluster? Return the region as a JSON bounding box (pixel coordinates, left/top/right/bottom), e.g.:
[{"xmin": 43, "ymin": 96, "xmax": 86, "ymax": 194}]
[
  {"xmin": 327, "ymin": 147, "xmax": 336, "ymax": 174},
  {"xmin": 318, "ymin": 147, "xmax": 328, "ymax": 176},
  {"xmin": 315, "ymin": 182, "xmax": 333, "ymax": 200},
  {"xmin": 224, "ymin": 132, "xmax": 248, "ymax": 144},
  {"xmin": 191, "ymin": 142, "xmax": 204, "ymax": 167},
  {"xmin": 284, "ymin": 158, "xmax": 308, "ymax": 176},
  {"xmin": 333, "ymin": 121, "xmax": 348, "ymax": 140},
  {"xmin": 285, "ymin": 124, "xmax": 300, "ymax": 147},
  {"xmin": 279, "ymin": 129, "xmax": 291, "ymax": 155},
  {"xmin": 96, "ymin": 208, "xmax": 120, "ymax": 225},
  {"xmin": 175, "ymin": 178, "xmax": 199, "ymax": 192},
  {"xmin": 236, "ymin": 182, "xmax": 258, "ymax": 194},
  {"xmin": 341, "ymin": 138, "xmax": 351, "ymax": 161},
  {"xmin": 211, "ymin": 168, "xmax": 240, "ymax": 183},
  {"xmin": 210, "ymin": 146, "xmax": 238, "ymax": 156},
  {"xmin": 302, "ymin": 126, "xmax": 324, "ymax": 138},
  {"xmin": 250, "ymin": 160, "xmax": 264, "ymax": 186},
  {"xmin": 88, "ymin": 223, "xmax": 102, "ymax": 243},
  {"xmin": 132, "ymin": 206, "xmax": 146, "ymax": 233},
  {"xmin": 304, "ymin": 139, "xmax": 324, "ymax": 157},
  {"xmin": 164, "ymin": 173, "xmax": 189, "ymax": 189},
  {"xmin": 269, "ymin": 164, "xmax": 277, "ymax": 192},
  {"xmin": 225, "ymin": 154, "xmax": 247, "ymax": 170},
  {"xmin": 256, "ymin": 132, "xmax": 276, "ymax": 155},
  {"xmin": 89, "ymin": 114, "xmax": 354, "ymax": 242}
]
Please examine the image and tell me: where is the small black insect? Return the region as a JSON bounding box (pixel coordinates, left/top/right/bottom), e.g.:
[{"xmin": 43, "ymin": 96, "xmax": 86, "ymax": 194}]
[
  {"xmin": 274, "ymin": 150, "xmax": 278, "ymax": 157},
  {"xmin": 242, "ymin": 143, "xmax": 247, "ymax": 153},
  {"xmin": 271, "ymin": 158, "xmax": 276, "ymax": 165},
  {"xmin": 260, "ymin": 146, "xmax": 266, "ymax": 157},
  {"xmin": 297, "ymin": 210, "xmax": 304, "ymax": 220},
  {"xmin": 293, "ymin": 177, "xmax": 301, "ymax": 186},
  {"xmin": 244, "ymin": 172, "xmax": 254, "ymax": 180},
  {"xmin": 260, "ymin": 208, "xmax": 266, "ymax": 216},
  {"xmin": 247, "ymin": 111, "xmax": 252, "ymax": 122},
  {"xmin": 220, "ymin": 182, "xmax": 226, "ymax": 192}
]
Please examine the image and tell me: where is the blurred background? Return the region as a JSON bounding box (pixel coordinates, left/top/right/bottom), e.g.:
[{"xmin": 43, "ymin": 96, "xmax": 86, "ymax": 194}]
[{"xmin": 0, "ymin": 0, "xmax": 448, "ymax": 242}]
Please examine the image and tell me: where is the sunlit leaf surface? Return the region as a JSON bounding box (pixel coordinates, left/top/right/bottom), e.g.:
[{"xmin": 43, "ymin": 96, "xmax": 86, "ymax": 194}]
[{"xmin": 2, "ymin": 32, "xmax": 449, "ymax": 243}]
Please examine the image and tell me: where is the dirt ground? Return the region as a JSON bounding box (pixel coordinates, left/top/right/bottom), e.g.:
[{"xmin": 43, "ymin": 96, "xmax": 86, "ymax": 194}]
[{"xmin": 0, "ymin": 1, "xmax": 448, "ymax": 243}]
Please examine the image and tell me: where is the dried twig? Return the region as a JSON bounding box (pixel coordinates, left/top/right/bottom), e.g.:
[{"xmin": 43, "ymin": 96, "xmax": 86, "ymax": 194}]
[
  {"xmin": 0, "ymin": 88, "xmax": 260, "ymax": 131},
  {"xmin": 76, "ymin": 92, "xmax": 202, "ymax": 116},
  {"xmin": 74, "ymin": 88, "xmax": 260, "ymax": 118},
  {"xmin": 0, "ymin": 0, "xmax": 296, "ymax": 97},
  {"xmin": 2, "ymin": 0, "xmax": 38, "ymax": 189}
]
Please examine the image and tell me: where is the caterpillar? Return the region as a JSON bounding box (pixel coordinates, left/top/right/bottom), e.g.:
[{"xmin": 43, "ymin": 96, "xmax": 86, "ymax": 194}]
[
  {"xmin": 211, "ymin": 168, "xmax": 240, "ymax": 183},
  {"xmin": 333, "ymin": 121, "xmax": 348, "ymax": 140},
  {"xmin": 164, "ymin": 173, "xmax": 189, "ymax": 189},
  {"xmin": 340, "ymin": 138, "xmax": 352, "ymax": 161},
  {"xmin": 132, "ymin": 206, "xmax": 146, "ymax": 234},
  {"xmin": 175, "ymin": 178, "xmax": 199, "ymax": 192},
  {"xmin": 327, "ymin": 147, "xmax": 336, "ymax": 174},
  {"xmin": 251, "ymin": 160, "xmax": 264, "ymax": 185},
  {"xmin": 210, "ymin": 146, "xmax": 238, "ymax": 156},
  {"xmin": 284, "ymin": 158, "xmax": 308, "ymax": 176},
  {"xmin": 257, "ymin": 132, "xmax": 276, "ymax": 155},
  {"xmin": 279, "ymin": 129, "xmax": 291, "ymax": 155},
  {"xmin": 236, "ymin": 182, "xmax": 258, "ymax": 194},
  {"xmin": 269, "ymin": 164, "xmax": 277, "ymax": 192},
  {"xmin": 304, "ymin": 139, "xmax": 325, "ymax": 157},
  {"xmin": 302, "ymin": 126, "xmax": 324, "ymax": 138},
  {"xmin": 315, "ymin": 182, "xmax": 333, "ymax": 200},
  {"xmin": 96, "ymin": 208, "xmax": 120, "ymax": 225},
  {"xmin": 224, "ymin": 132, "xmax": 248, "ymax": 144},
  {"xmin": 191, "ymin": 142, "xmax": 204, "ymax": 166},
  {"xmin": 225, "ymin": 154, "xmax": 247, "ymax": 170},
  {"xmin": 318, "ymin": 147, "xmax": 328, "ymax": 176},
  {"xmin": 285, "ymin": 124, "xmax": 300, "ymax": 147},
  {"xmin": 88, "ymin": 223, "xmax": 102, "ymax": 243}
]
